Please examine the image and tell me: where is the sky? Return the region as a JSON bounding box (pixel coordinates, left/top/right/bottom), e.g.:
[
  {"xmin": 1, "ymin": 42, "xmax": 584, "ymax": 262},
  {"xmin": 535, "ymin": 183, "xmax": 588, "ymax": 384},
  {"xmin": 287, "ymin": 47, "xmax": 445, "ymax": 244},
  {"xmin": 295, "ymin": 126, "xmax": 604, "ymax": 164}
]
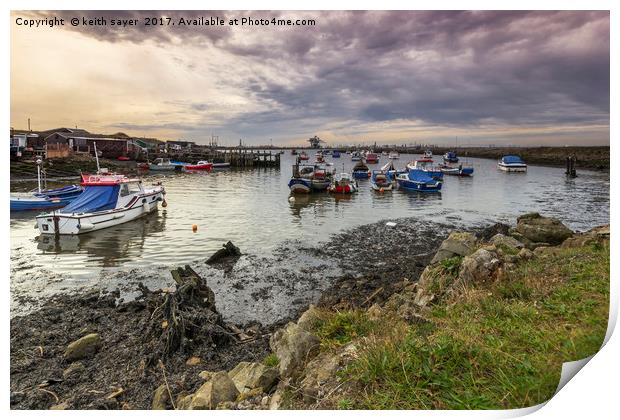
[{"xmin": 10, "ymin": 10, "xmax": 610, "ymax": 146}]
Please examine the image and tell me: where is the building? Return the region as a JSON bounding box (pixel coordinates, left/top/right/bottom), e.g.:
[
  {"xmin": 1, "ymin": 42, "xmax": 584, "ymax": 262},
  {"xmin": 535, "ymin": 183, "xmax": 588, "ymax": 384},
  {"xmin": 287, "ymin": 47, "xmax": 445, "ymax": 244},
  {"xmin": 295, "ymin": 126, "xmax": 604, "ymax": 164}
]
[
  {"xmin": 166, "ymin": 140, "xmax": 196, "ymax": 151},
  {"xmin": 43, "ymin": 129, "xmax": 140, "ymax": 158}
]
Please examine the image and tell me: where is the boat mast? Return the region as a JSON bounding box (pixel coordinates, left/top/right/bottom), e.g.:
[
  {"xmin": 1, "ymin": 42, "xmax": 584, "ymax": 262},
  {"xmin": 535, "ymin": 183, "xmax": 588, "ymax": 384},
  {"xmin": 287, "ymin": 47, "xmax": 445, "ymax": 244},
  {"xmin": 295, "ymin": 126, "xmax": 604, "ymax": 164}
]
[
  {"xmin": 36, "ymin": 158, "xmax": 42, "ymax": 193},
  {"xmin": 93, "ymin": 141, "xmax": 101, "ymax": 173}
]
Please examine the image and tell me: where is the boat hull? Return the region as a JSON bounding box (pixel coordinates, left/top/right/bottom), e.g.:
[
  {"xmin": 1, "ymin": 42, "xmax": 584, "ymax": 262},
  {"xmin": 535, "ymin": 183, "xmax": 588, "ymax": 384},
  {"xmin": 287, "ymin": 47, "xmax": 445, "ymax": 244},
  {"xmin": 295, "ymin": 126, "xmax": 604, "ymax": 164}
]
[
  {"xmin": 396, "ymin": 174, "xmax": 442, "ymax": 192},
  {"xmin": 184, "ymin": 163, "xmax": 213, "ymax": 171},
  {"xmin": 441, "ymin": 167, "xmax": 474, "ymax": 176},
  {"xmin": 329, "ymin": 184, "xmax": 357, "ymax": 194},
  {"xmin": 352, "ymin": 170, "xmax": 370, "ymax": 179},
  {"xmin": 36, "ymin": 189, "xmax": 164, "ymax": 235},
  {"xmin": 288, "ymin": 178, "xmax": 312, "ymax": 193},
  {"xmin": 498, "ymin": 163, "xmax": 527, "ymax": 172},
  {"xmin": 10, "ymin": 196, "xmax": 75, "ymax": 212}
]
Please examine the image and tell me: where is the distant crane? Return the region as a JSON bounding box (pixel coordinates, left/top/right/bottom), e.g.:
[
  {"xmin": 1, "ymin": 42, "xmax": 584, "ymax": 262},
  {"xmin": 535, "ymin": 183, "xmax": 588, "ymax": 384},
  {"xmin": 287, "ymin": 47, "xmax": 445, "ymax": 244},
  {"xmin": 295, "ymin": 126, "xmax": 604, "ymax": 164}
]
[{"xmin": 308, "ymin": 135, "xmax": 324, "ymax": 149}]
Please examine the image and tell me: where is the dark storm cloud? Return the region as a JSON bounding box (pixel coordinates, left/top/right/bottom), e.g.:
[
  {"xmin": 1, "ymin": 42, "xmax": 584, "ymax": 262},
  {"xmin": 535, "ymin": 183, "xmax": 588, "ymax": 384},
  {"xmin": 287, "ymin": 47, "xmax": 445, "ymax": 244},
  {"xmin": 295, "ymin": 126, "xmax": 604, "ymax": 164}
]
[{"xmin": 19, "ymin": 10, "xmax": 609, "ymax": 141}]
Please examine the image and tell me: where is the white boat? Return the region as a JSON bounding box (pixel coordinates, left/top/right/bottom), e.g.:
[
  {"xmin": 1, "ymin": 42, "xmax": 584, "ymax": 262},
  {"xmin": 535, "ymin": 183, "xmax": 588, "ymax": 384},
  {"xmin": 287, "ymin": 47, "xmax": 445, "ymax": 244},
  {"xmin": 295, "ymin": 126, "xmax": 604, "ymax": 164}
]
[
  {"xmin": 351, "ymin": 151, "xmax": 362, "ymax": 161},
  {"xmin": 150, "ymin": 158, "xmax": 180, "ymax": 171},
  {"xmin": 36, "ymin": 173, "xmax": 166, "ymax": 235},
  {"xmin": 498, "ymin": 155, "xmax": 527, "ymax": 172},
  {"xmin": 422, "ymin": 150, "xmax": 433, "ymax": 159},
  {"xmin": 388, "ymin": 151, "xmax": 400, "ymax": 159}
]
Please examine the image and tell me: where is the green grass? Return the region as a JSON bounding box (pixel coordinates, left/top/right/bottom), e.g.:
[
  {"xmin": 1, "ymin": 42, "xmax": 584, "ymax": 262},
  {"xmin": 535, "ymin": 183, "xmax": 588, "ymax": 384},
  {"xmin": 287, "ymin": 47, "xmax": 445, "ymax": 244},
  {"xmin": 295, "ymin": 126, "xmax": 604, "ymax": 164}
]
[
  {"xmin": 315, "ymin": 310, "xmax": 376, "ymax": 350},
  {"xmin": 263, "ymin": 353, "xmax": 279, "ymax": 368},
  {"xmin": 333, "ymin": 243, "xmax": 610, "ymax": 409}
]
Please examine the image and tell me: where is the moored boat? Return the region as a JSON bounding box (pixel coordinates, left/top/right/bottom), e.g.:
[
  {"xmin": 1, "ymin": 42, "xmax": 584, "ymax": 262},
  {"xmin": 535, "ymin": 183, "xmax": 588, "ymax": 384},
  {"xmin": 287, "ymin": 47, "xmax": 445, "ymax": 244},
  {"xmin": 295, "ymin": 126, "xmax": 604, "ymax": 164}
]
[
  {"xmin": 498, "ymin": 155, "xmax": 527, "ymax": 172},
  {"xmin": 352, "ymin": 160, "xmax": 371, "ymax": 179},
  {"xmin": 212, "ymin": 162, "xmax": 231, "ymax": 169},
  {"xmin": 329, "ymin": 173, "xmax": 357, "ymax": 194},
  {"xmin": 332, "ymin": 150, "xmax": 341, "ymax": 158},
  {"xmin": 35, "ymin": 173, "xmax": 166, "ymax": 235},
  {"xmin": 291, "ymin": 149, "xmax": 298, "ymax": 155},
  {"xmin": 440, "ymin": 163, "xmax": 474, "ymax": 176},
  {"xmin": 443, "ymin": 151, "xmax": 459, "ymax": 163},
  {"xmin": 315, "ymin": 152, "xmax": 325, "ymax": 163},
  {"xmin": 420, "ymin": 150, "xmax": 433, "ymax": 161},
  {"xmin": 370, "ymin": 169, "xmax": 394, "ymax": 192},
  {"xmin": 388, "ymin": 151, "xmax": 400, "ymax": 159},
  {"xmin": 406, "ymin": 160, "xmax": 444, "ymax": 180},
  {"xmin": 150, "ymin": 158, "xmax": 181, "ymax": 171},
  {"xmin": 351, "ymin": 151, "xmax": 362, "ymax": 161},
  {"xmin": 184, "ymin": 160, "xmax": 213, "ymax": 171},
  {"xmin": 11, "ymin": 185, "xmax": 84, "ymax": 212},
  {"xmin": 396, "ymin": 169, "xmax": 442, "ymax": 192},
  {"xmin": 299, "ymin": 151, "xmax": 309, "ymax": 161},
  {"xmin": 288, "ymin": 161, "xmax": 333, "ymax": 193},
  {"xmin": 365, "ymin": 152, "xmax": 380, "ymax": 164}
]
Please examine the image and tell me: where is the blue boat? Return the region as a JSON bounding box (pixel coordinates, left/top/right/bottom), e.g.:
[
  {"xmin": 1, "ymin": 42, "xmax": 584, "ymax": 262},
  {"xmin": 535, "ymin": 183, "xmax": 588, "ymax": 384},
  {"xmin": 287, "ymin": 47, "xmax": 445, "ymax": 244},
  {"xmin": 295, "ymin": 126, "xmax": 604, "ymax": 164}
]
[
  {"xmin": 440, "ymin": 164, "xmax": 474, "ymax": 177},
  {"xmin": 352, "ymin": 160, "xmax": 370, "ymax": 179},
  {"xmin": 288, "ymin": 161, "xmax": 332, "ymax": 193},
  {"xmin": 332, "ymin": 150, "xmax": 341, "ymax": 158},
  {"xmin": 443, "ymin": 151, "xmax": 459, "ymax": 163},
  {"xmin": 10, "ymin": 185, "xmax": 84, "ymax": 211},
  {"xmin": 396, "ymin": 169, "xmax": 443, "ymax": 192}
]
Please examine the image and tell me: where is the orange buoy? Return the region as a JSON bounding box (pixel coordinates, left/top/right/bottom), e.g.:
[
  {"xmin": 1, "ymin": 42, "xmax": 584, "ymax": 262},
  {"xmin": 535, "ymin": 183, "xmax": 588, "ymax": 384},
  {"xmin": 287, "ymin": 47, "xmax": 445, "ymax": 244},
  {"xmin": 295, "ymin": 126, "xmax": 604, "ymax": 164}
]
[
  {"xmin": 192, "ymin": 224, "xmax": 198, "ymax": 232},
  {"xmin": 379, "ymin": 187, "xmax": 384, "ymax": 193}
]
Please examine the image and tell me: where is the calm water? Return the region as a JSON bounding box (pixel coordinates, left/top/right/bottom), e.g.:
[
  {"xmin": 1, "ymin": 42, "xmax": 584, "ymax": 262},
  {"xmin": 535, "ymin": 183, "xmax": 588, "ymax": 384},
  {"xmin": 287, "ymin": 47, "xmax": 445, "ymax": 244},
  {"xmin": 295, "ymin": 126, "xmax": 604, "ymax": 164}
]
[{"xmin": 10, "ymin": 152, "xmax": 609, "ymax": 321}]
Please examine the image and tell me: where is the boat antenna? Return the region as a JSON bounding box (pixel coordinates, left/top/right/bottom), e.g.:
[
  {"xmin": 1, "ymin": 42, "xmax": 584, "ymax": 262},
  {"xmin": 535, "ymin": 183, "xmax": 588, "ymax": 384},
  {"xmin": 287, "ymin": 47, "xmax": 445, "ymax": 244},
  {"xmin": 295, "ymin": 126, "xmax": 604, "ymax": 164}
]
[
  {"xmin": 36, "ymin": 158, "xmax": 42, "ymax": 193},
  {"xmin": 93, "ymin": 141, "xmax": 101, "ymax": 173}
]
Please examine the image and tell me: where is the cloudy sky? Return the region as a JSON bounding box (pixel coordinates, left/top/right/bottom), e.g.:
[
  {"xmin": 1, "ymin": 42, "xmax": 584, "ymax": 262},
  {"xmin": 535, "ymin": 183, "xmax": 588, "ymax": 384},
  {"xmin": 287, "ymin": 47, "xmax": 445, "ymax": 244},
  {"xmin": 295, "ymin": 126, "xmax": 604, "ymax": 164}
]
[{"xmin": 11, "ymin": 10, "xmax": 609, "ymax": 146}]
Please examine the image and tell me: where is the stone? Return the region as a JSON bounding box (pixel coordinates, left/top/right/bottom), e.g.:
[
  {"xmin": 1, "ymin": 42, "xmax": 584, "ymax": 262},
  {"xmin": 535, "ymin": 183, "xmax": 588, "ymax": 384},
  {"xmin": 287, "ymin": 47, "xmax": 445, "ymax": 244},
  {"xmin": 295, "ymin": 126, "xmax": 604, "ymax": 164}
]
[
  {"xmin": 189, "ymin": 371, "xmax": 239, "ymax": 410},
  {"xmin": 50, "ymin": 401, "xmax": 70, "ymax": 410},
  {"xmin": 186, "ymin": 356, "xmax": 201, "ymax": 366},
  {"xmin": 457, "ymin": 248, "xmax": 501, "ymax": 287},
  {"xmin": 517, "ymin": 248, "xmax": 535, "ymax": 260},
  {"xmin": 62, "ymin": 362, "xmax": 85, "ymax": 380},
  {"xmin": 515, "ymin": 213, "xmax": 573, "ymax": 245},
  {"xmin": 296, "ymin": 305, "xmax": 322, "ymax": 332},
  {"xmin": 152, "ymin": 385, "xmax": 169, "ymax": 410},
  {"xmin": 228, "ymin": 362, "xmax": 279, "ymax": 393},
  {"xmin": 199, "ymin": 371, "xmax": 215, "ymax": 381},
  {"xmin": 299, "ymin": 352, "xmax": 342, "ymax": 403},
  {"xmin": 216, "ymin": 401, "xmax": 237, "ymax": 410},
  {"xmin": 562, "ymin": 224, "xmax": 610, "ymax": 248},
  {"xmin": 269, "ymin": 322, "xmax": 320, "ymax": 378},
  {"xmin": 431, "ymin": 232, "xmax": 477, "ymax": 264},
  {"xmin": 490, "ymin": 234, "xmax": 524, "ymax": 250},
  {"xmin": 176, "ymin": 394, "xmax": 193, "ymax": 410},
  {"xmin": 366, "ymin": 303, "xmax": 383, "ymax": 321},
  {"xmin": 64, "ymin": 333, "xmax": 102, "ymax": 361},
  {"xmin": 236, "ymin": 387, "xmax": 264, "ymax": 402}
]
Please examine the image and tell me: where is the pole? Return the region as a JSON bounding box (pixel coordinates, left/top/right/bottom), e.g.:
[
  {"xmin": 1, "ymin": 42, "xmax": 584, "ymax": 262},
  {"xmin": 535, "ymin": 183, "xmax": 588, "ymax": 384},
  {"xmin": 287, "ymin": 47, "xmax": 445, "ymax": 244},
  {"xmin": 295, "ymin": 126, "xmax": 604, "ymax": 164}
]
[
  {"xmin": 36, "ymin": 158, "xmax": 42, "ymax": 193},
  {"xmin": 93, "ymin": 142, "xmax": 100, "ymax": 173}
]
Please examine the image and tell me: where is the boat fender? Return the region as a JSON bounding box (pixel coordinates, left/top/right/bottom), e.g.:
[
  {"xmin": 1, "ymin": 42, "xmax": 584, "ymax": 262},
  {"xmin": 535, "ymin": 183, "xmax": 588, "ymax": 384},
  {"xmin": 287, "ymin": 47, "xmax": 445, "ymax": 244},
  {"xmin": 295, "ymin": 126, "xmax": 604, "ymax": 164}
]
[
  {"xmin": 288, "ymin": 196, "xmax": 295, "ymax": 202},
  {"xmin": 79, "ymin": 222, "xmax": 95, "ymax": 231},
  {"xmin": 162, "ymin": 199, "xmax": 167, "ymax": 207},
  {"xmin": 142, "ymin": 202, "xmax": 149, "ymax": 212},
  {"xmin": 113, "ymin": 213, "xmax": 125, "ymax": 219}
]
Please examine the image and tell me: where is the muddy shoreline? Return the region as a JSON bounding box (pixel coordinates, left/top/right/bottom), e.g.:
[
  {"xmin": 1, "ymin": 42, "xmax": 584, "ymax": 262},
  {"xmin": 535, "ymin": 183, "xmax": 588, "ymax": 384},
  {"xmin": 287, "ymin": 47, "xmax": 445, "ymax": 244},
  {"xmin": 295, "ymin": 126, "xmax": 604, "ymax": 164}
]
[{"xmin": 10, "ymin": 217, "xmax": 491, "ymax": 409}]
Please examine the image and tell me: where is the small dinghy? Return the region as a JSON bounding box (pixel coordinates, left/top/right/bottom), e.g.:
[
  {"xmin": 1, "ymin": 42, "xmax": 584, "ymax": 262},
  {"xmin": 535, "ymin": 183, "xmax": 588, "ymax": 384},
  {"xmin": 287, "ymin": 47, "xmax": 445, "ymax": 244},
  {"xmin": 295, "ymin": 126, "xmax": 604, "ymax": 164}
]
[
  {"xmin": 299, "ymin": 151, "xmax": 309, "ymax": 161},
  {"xmin": 329, "ymin": 173, "xmax": 358, "ymax": 194},
  {"xmin": 388, "ymin": 151, "xmax": 400, "ymax": 159},
  {"xmin": 150, "ymin": 158, "xmax": 182, "ymax": 171},
  {"xmin": 36, "ymin": 173, "xmax": 166, "ymax": 235},
  {"xmin": 352, "ymin": 160, "xmax": 371, "ymax": 179},
  {"xmin": 332, "ymin": 150, "xmax": 341, "ymax": 158},
  {"xmin": 443, "ymin": 151, "xmax": 459, "ymax": 163},
  {"xmin": 440, "ymin": 163, "xmax": 474, "ymax": 177},
  {"xmin": 396, "ymin": 169, "xmax": 443, "ymax": 192}
]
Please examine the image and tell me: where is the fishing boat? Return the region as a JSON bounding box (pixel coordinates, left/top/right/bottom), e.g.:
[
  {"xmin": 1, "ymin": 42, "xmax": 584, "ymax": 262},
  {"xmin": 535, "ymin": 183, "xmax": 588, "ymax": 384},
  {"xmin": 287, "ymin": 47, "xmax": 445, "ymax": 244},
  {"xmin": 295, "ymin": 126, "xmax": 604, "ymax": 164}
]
[
  {"xmin": 370, "ymin": 169, "xmax": 394, "ymax": 192},
  {"xmin": 10, "ymin": 159, "xmax": 83, "ymax": 211},
  {"xmin": 183, "ymin": 161, "xmax": 213, "ymax": 171},
  {"xmin": 365, "ymin": 152, "xmax": 380, "ymax": 164},
  {"xmin": 315, "ymin": 152, "xmax": 325, "ymax": 163},
  {"xmin": 35, "ymin": 173, "xmax": 166, "ymax": 235},
  {"xmin": 396, "ymin": 169, "xmax": 443, "ymax": 192},
  {"xmin": 352, "ymin": 160, "xmax": 371, "ymax": 179},
  {"xmin": 440, "ymin": 163, "xmax": 474, "ymax": 177},
  {"xmin": 498, "ymin": 155, "xmax": 527, "ymax": 172},
  {"xmin": 150, "ymin": 158, "xmax": 181, "ymax": 171},
  {"xmin": 406, "ymin": 160, "xmax": 444, "ymax": 180},
  {"xmin": 291, "ymin": 149, "xmax": 298, "ymax": 155},
  {"xmin": 332, "ymin": 150, "xmax": 341, "ymax": 158},
  {"xmin": 288, "ymin": 161, "xmax": 333, "ymax": 193},
  {"xmin": 299, "ymin": 151, "xmax": 309, "ymax": 161},
  {"xmin": 421, "ymin": 150, "xmax": 433, "ymax": 160},
  {"xmin": 388, "ymin": 151, "xmax": 400, "ymax": 159},
  {"xmin": 351, "ymin": 151, "xmax": 362, "ymax": 161},
  {"xmin": 443, "ymin": 151, "xmax": 459, "ymax": 163},
  {"xmin": 328, "ymin": 173, "xmax": 357, "ymax": 194}
]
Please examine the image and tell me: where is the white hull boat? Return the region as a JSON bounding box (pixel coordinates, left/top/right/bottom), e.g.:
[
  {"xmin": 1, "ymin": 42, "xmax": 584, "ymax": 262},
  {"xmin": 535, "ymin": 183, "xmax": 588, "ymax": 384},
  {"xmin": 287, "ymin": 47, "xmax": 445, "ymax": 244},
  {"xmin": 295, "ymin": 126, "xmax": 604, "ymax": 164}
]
[
  {"xmin": 36, "ymin": 173, "xmax": 166, "ymax": 235},
  {"xmin": 498, "ymin": 155, "xmax": 527, "ymax": 172}
]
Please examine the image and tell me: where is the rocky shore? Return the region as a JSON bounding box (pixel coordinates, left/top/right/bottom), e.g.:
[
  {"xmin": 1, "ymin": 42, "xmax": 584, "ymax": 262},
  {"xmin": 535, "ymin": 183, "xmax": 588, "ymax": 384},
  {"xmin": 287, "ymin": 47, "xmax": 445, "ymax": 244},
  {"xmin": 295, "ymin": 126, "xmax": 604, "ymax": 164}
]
[{"xmin": 10, "ymin": 214, "xmax": 610, "ymax": 410}]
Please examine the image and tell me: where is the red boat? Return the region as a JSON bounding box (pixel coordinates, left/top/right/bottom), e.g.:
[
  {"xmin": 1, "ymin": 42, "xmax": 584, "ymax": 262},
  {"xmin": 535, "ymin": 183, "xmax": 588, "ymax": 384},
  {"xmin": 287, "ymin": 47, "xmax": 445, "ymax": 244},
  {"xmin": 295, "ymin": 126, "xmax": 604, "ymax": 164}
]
[
  {"xmin": 299, "ymin": 152, "xmax": 309, "ymax": 161},
  {"xmin": 184, "ymin": 161, "xmax": 213, "ymax": 171},
  {"xmin": 117, "ymin": 156, "xmax": 130, "ymax": 161},
  {"xmin": 365, "ymin": 152, "xmax": 379, "ymax": 164}
]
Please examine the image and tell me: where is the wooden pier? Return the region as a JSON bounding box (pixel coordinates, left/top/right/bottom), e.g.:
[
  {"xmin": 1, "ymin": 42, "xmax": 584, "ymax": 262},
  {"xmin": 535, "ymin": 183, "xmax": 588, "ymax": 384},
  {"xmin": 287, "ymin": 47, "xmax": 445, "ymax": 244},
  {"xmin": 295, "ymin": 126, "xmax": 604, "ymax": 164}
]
[{"xmin": 157, "ymin": 148, "xmax": 281, "ymax": 168}]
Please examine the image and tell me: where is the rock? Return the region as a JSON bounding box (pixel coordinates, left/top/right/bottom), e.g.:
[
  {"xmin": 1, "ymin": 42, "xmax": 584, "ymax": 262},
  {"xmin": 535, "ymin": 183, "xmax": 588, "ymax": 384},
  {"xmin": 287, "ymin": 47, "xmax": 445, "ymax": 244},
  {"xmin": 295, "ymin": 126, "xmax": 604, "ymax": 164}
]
[
  {"xmin": 490, "ymin": 234, "xmax": 524, "ymax": 250},
  {"xmin": 152, "ymin": 385, "xmax": 169, "ymax": 410},
  {"xmin": 562, "ymin": 224, "xmax": 610, "ymax": 248},
  {"xmin": 478, "ymin": 222, "xmax": 511, "ymax": 241},
  {"xmin": 228, "ymin": 362, "xmax": 279, "ymax": 393},
  {"xmin": 517, "ymin": 248, "xmax": 535, "ymax": 260},
  {"xmin": 216, "ymin": 401, "xmax": 237, "ymax": 410},
  {"xmin": 176, "ymin": 393, "xmax": 193, "ymax": 410},
  {"xmin": 431, "ymin": 232, "xmax": 477, "ymax": 264},
  {"xmin": 62, "ymin": 362, "xmax": 85, "ymax": 380},
  {"xmin": 296, "ymin": 305, "xmax": 322, "ymax": 332},
  {"xmin": 457, "ymin": 248, "xmax": 501, "ymax": 287},
  {"xmin": 206, "ymin": 241, "xmax": 241, "ymax": 264},
  {"xmin": 515, "ymin": 213, "xmax": 573, "ymax": 245},
  {"xmin": 236, "ymin": 387, "xmax": 264, "ymax": 403},
  {"xmin": 366, "ymin": 303, "xmax": 383, "ymax": 321},
  {"xmin": 269, "ymin": 322, "xmax": 320, "ymax": 378},
  {"xmin": 64, "ymin": 333, "xmax": 102, "ymax": 361},
  {"xmin": 299, "ymin": 352, "xmax": 342, "ymax": 403},
  {"xmin": 186, "ymin": 356, "xmax": 201, "ymax": 366},
  {"xmin": 189, "ymin": 371, "xmax": 239, "ymax": 410},
  {"xmin": 199, "ymin": 371, "xmax": 215, "ymax": 381}
]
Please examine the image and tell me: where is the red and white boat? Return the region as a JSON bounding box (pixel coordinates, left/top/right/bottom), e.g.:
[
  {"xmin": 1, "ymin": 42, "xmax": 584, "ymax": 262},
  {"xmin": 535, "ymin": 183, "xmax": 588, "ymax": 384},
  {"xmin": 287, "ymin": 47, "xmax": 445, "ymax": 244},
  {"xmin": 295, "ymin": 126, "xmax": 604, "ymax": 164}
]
[
  {"xmin": 184, "ymin": 160, "xmax": 213, "ymax": 171},
  {"xmin": 329, "ymin": 173, "xmax": 358, "ymax": 194},
  {"xmin": 36, "ymin": 173, "xmax": 166, "ymax": 235},
  {"xmin": 299, "ymin": 151, "xmax": 309, "ymax": 161},
  {"xmin": 365, "ymin": 152, "xmax": 380, "ymax": 164}
]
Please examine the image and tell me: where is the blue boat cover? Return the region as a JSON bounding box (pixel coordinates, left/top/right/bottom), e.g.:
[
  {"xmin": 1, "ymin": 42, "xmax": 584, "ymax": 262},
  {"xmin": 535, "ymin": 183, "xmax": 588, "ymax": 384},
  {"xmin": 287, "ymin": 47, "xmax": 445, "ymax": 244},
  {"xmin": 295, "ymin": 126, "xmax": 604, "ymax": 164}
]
[
  {"xmin": 502, "ymin": 155, "xmax": 525, "ymax": 164},
  {"xmin": 407, "ymin": 169, "xmax": 434, "ymax": 183},
  {"xmin": 62, "ymin": 185, "xmax": 120, "ymax": 213},
  {"xmin": 33, "ymin": 185, "xmax": 82, "ymax": 198}
]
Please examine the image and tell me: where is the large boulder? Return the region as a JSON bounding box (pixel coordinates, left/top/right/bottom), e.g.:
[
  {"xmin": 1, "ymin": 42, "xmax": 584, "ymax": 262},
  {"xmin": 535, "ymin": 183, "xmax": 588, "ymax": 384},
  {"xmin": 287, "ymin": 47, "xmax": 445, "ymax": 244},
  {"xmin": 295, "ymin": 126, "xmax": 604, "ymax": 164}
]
[
  {"xmin": 189, "ymin": 371, "xmax": 239, "ymax": 409},
  {"xmin": 296, "ymin": 305, "xmax": 323, "ymax": 332},
  {"xmin": 490, "ymin": 234, "xmax": 524, "ymax": 251},
  {"xmin": 431, "ymin": 232, "xmax": 477, "ymax": 264},
  {"xmin": 514, "ymin": 213, "xmax": 573, "ymax": 245},
  {"xmin": 228, "ymin": 362, "xmax": 279, "ymax": 393},
  {"xmin": 299, "ymin": 343, "xmax": 357, "ymax": 404},
  {"xmin": 457, "ymin": 248, "xmax": 501, "ymax": 287},
  {"xmin": 269, "ymin": 322, "xmax": 320, "ymax": 378},
  {"xmin": 152, "ymin": 385, "xmax": 169, "ymax": 410},
  {"xmin": 562, "ymin": 224, "xmax": 610, "ymax": 248},
  {"xmin": 64, "ymin": 333, "xmax": 102, "ymax": 361}
]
